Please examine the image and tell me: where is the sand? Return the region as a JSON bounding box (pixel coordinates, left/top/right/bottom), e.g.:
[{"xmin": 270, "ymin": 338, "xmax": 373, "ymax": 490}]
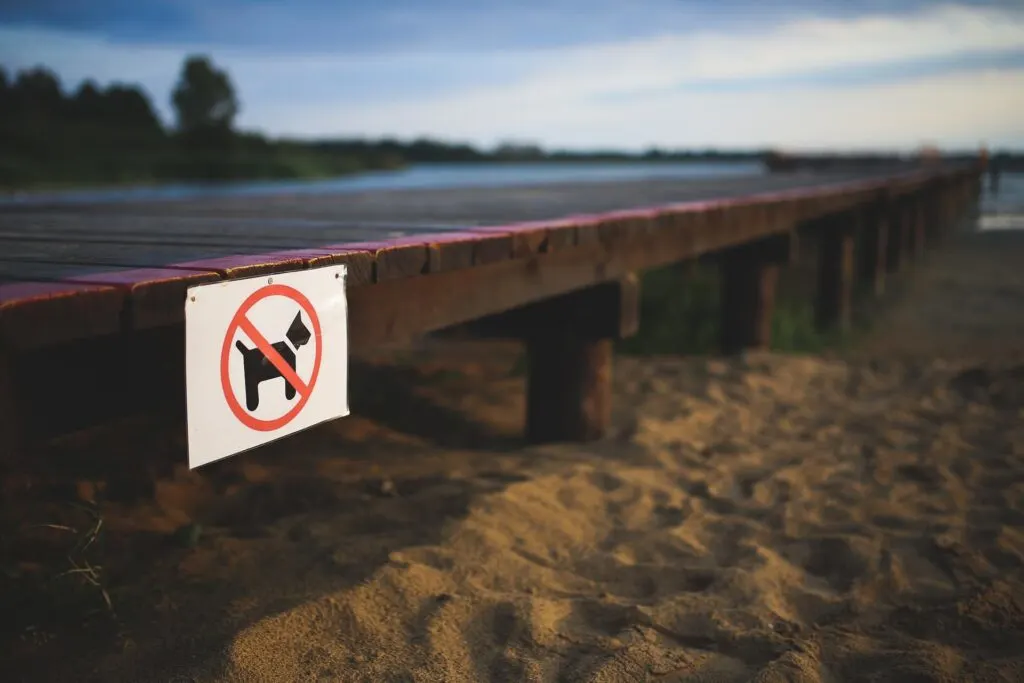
[{"xmin": 3, "ymin": 227, "xmax": 1024, "ymax": 683}]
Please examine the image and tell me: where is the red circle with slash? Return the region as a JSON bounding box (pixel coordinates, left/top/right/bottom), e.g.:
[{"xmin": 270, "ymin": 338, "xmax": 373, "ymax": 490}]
[{"xmin": 220, "ymin": 284, "xmax": 322, "ymax": 431}]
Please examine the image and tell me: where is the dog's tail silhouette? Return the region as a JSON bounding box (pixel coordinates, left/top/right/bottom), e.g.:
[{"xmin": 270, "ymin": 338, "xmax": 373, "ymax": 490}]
[{"xmin": 235, "ymin": 340, "xmax": 250, "ymax": 355}]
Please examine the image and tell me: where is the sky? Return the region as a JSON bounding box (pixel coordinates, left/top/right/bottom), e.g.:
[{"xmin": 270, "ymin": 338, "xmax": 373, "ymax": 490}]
[{"xmin": 1, "ymin": 0, "xmax": 1023, "ymax": 152}]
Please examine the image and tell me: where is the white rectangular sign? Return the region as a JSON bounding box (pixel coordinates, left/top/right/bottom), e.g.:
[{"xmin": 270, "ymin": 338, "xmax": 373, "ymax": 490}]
[{"xmin": 184, "ymin": 265, "xmax": 350, "ymax": 469}]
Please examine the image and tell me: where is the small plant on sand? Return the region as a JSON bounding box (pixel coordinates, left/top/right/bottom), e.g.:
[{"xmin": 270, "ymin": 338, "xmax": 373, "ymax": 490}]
[
  {"xmin": 617, "ymin": 263, "xmax": 720, "ymax": 356},
  {"xmin": 26, "ymin": 500, "xmax": 115, "ymax": 617}
]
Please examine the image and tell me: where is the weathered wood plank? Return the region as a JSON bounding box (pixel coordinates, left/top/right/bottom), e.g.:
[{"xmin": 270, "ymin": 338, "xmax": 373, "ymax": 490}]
[
  {"xmin": 0, "ymin": 212, "xmax": 460, "ymax": 243},
  {"xmin": 322, "ymin": 240, "xmax": 428, "ymax": 281},
  {"xmin": 1, "ymin": 238, "xmax": 330, "ymax": 269},
  {"xmin": 0, "ymin": 261, "xmax": 223, "ymax": 332},
  {"xmin": 473, "ymin": 217, "xmax": 577, "ymax": 257},
  {"xmin": 0, "ymin": 240, "xmax": 377, "ymax": 289},
  {"xmin": 360, "ymin": 231, "xmax": 513, "ymax": 274},
  {"xmin": 0, "ymin": 280, "xmax": 125, "ymax": 347},
  {"xmin": 72, "ymin": 268, "xmax": 222, "ymax": 330},
  {"xmin": 0, "ymin": 170, "xmax": 923, "ymax": 229},
  {"xmin": 456, "ymin": 272, "xmax": 640, "ymax": 340},
  {"xmin": 169, "ymin": 248, "xmax": 375, "ymax": 284}
]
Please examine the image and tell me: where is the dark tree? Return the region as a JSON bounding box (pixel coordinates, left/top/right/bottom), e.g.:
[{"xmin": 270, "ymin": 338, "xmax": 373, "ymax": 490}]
[
  {"xmin": 0, "ymin": 66, "xmax": 9, "ymax": 117},
  {"xmin": 71, "ymin": 80, "xmax": 102, "ymax": 120},
  {"xmin": 171, "ymin": 55, "xmax": 239, "ymax": 136},
  {"xmin": 12, "ymin": 67, "xmax": 64, "ymax": 117},
  {"xmin": 103, "ymin": 84, "xmax": 163, "ymax": 133}
]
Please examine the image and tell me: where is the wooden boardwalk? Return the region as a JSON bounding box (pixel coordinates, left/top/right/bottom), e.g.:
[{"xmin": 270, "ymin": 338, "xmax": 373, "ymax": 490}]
[
  {"xmin": 0, "ymin": 162, "xmax": 984, "ymax": 454},
  {"xmin": 0, "ymin": 170, "xmax": 916, "ymax": 288}
]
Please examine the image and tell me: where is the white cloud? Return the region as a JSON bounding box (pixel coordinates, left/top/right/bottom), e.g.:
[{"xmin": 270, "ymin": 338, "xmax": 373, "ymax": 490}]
[
  {"xmin": 1, "ymin": 3, "xmax": 1022, "ymax": 148},
  {"xmin": 290, "ymin": 67, "xmax": 1024, "ymax": 151},
  {"xmin": 434, "ymin": 2, "xmax": 1024, "ymax": 103}
]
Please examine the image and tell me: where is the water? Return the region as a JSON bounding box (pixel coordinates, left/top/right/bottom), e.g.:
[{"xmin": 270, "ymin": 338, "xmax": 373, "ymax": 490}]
[
  {"xmin": 0, "ymin": 161, "xmax": 763, "ymax": 207},
  {"xmin": 979, "ymin": 171, "xmax": 1024, "ymax": 231}
]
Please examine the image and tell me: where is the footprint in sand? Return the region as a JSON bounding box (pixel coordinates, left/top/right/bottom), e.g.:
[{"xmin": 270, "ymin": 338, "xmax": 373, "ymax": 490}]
[{"xmin": 799, "ymin": 536, "xmax": 875, "ymax": 592}]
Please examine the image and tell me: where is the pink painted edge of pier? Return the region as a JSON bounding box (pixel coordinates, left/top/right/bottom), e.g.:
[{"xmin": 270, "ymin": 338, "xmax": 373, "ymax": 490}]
[
  {"xmin": 318, "ymin": 232, "xmax": 488, "ymax": 250},
  {"xmin": 0, "ymin": 280, "xmax": 120, "ymax": 307},
  {"xmin": 0, "ymin": 163, "xmax": 970, "ymax": 315},
  {"xmin": 69, "ymin": 267, "xmax": 221, "ymax": 288},
  {"xmin": 0, "ymin": 280, "xmax": 127, "ymax": 344},
  {"xmin": 168, "ymin": 247, "xmax": 364, "ymax": 274}
]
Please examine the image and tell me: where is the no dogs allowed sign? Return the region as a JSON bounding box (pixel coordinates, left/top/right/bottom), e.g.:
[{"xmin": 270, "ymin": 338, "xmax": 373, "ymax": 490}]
[{"xmin": 185, "ymin": 266, "xmax": 350, "ymax": 468}]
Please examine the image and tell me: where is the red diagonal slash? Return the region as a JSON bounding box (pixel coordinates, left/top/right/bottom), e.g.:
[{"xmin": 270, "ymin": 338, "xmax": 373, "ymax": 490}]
[{"xmin": 238, "ymin": 316, "xmax": 310, "ymax": 397}]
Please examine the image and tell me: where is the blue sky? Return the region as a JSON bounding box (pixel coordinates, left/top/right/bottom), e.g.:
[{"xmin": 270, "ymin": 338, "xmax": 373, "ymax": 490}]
[{"xmin": 2, "ymin": 1, "xmax": 1023, "ymax": 151}]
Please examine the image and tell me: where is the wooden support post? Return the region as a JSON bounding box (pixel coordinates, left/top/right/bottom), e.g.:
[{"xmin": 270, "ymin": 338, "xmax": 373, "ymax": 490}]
[
  {"xmin": 858, "ymin": 205, "xmax": 888, "ymax": 297},
  {"xmin": 719, "ymin": 234, "xmax": 792, "ymax": 354},
  {"xmin": 969, "ymin": 174, "xmax": 983, "ymax": 224},
  {"xmin": 885, "ymin": 198, "xmax": 904, "ymax": 274},
  {"xmin": 948, "ymin": 183, "xmax": 962, "ymax": 233},
  {"xmin": 0, "ymin": 346, "xmax": 26, "ymax": 475},
  {"xmin": 961, "ymin": 179, "xmax": 970, "ymax": 227},
  {"xmin": 0, "ymin": 352, "xmax": 20, "ymax": 454},
  {"xmin": 815, "ymin": 214, "xmax": 857, "ymax": 332},
  {"xmin": 939, "ymin": 185, "xmax": 948, "ymax": 238},
  {"xmin": 463, "ymin": 275, "xmax": 639, "ymax": 443},
  {"xmin": 900, "ymin": 200, "xmax": 916, "ymax": 263},
  {"xmin": 526, "ymin": 336, "xmax": 612, "ymax": 443},
  {"xmin": 926, "ymin": 184, "xmax": 944, "ymax": 243},
  {"xmin": 945, "ymin": 185, "xmax": 956, "ymax": 233},
  {"xmin": 7, "ymin": 326, "xmax": 186, "ymax": 444},
  {"xmin": 931, "ymin": 186, "xmax": 945, "ymax": 239},
  {"xmin": 899, "ymin": 200, "xmax": 916, "ymax": 266},
  {"xmin": 526, "ymin": 276, "xmax": 638, "ymax": 443},
  {"xmin": 917, "ymin": 194, "xmax": 933, "ymax": 259}
]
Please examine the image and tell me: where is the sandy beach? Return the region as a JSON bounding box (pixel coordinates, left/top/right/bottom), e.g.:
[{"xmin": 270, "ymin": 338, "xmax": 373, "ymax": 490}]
[{"xmin": 3, "ymin": 226, "xmax": 1024, "ymax": 682}]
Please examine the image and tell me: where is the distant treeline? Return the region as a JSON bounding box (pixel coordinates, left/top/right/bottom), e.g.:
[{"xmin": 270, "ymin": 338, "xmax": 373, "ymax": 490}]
[
  {"xmin": 309, "ymin": 138, "xmax": 764, "ymax": 164},
  {"xmin": 0, "ymin": 56, "xmax": 771, "ymax": 190}
]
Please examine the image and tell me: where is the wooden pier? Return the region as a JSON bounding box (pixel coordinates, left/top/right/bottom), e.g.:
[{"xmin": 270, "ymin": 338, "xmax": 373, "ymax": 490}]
[{"xmin": 0, "ymin": 162, "xmax": 984, "ymax": 459}]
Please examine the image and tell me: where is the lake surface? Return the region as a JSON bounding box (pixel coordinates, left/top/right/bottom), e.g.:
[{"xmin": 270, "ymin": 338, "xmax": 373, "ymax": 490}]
[
  {"xmin": 0, "ymin": 161, "xmax": 764, "ymax": 207},
  {"xmin": 979, "ymin": 172, "xmax": 1024, "ymax": 231}
]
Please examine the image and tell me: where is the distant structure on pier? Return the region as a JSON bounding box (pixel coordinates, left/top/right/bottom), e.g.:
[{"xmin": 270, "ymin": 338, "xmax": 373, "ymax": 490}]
[
  {"xmin": 918, "ymin": 145, "xmax": 941, "ymax": 166},
  {"xmin": 763, "ymin": 146, "xmax": 994, "ymax": 174},
  {"xmin": 762, "ymin": 149, "xmax": 908, "ymax": 173}
]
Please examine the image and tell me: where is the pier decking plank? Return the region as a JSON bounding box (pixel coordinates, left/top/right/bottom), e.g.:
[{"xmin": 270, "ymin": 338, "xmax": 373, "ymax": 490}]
[{"xmin": 0, "ymin": 169, "xmax": 900, "ymax": 223}]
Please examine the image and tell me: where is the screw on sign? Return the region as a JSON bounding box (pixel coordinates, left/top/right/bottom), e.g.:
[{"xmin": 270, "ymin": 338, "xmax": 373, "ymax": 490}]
[
  {"xmin": 185, "ymin": 265, "xmax": 349, "ymax": 470},
  {"xmin": 221, "ymin": 284, "xmax": 323, "ymax": 431}
]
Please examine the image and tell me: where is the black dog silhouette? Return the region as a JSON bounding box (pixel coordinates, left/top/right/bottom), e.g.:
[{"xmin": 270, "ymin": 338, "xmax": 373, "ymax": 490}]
[{"xmin": 235, "ymin": 312, "xmax": 312, "ymax": 411}]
